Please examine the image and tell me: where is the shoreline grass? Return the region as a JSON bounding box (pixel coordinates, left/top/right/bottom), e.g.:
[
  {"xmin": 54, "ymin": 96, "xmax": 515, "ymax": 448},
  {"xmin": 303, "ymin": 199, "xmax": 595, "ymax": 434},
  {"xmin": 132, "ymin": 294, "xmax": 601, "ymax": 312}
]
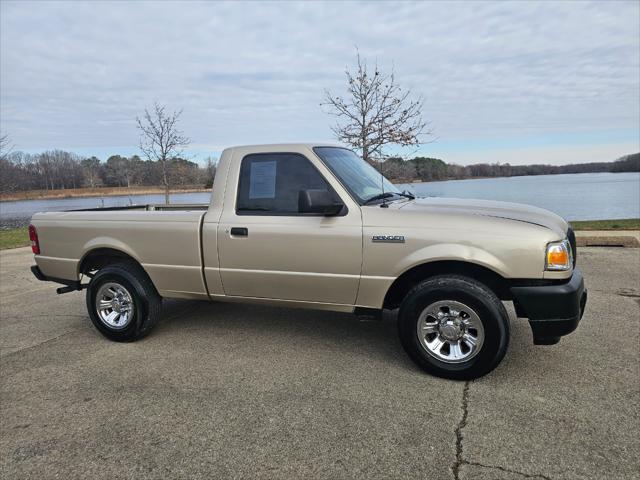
[
  {"xmin": 2, "ymin": 218, "xmax": 638, "ymax": 251},
  {"xmin": 570, "ymin": 218, "xmax": 639, "ymax": 230},
  {"xmin": 0, "ymin": 186, "xmax": 209, "ymax": 202}
]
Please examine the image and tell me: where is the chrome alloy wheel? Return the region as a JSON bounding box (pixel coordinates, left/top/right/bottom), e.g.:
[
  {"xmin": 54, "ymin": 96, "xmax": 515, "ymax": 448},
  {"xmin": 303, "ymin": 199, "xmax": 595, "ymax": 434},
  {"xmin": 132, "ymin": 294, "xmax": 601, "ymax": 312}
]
[
  {"xmin": 416, "ymin": 300, "xmax": 484, "ymax": 363},
  {"xmin": 95, "ymin": 282, "xmax": 134, "ymax": 330}
]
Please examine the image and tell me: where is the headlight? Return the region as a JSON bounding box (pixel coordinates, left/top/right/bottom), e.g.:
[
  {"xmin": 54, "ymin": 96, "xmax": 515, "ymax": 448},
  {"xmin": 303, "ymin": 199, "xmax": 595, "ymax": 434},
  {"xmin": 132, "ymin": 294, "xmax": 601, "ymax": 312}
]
[{"xmin": 545, "ymin": 239, "xmax": 572, "ymax": 271}]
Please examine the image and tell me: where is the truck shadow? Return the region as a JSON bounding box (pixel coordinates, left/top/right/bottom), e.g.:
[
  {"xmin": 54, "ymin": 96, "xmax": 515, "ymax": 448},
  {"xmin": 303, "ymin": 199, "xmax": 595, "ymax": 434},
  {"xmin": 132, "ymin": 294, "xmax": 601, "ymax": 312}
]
[
  {"xmin": 156, "ymin": 298, "xmax": 419, "ymax": 372},
  {"xmin": 153, "ymin": 298, "xmax": 551, "ymax": 379}
]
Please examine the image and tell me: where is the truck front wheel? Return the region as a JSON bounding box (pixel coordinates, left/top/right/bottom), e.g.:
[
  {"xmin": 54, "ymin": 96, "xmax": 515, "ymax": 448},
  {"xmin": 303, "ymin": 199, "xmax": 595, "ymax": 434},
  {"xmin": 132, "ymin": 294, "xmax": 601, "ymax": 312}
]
[
  {"xmin": 398, "ymin": 275, "xmax": 510, "ymax": 380},
  {"xmin": 86, "ymin": 262, "xmax": 162, "ymax": 342}
]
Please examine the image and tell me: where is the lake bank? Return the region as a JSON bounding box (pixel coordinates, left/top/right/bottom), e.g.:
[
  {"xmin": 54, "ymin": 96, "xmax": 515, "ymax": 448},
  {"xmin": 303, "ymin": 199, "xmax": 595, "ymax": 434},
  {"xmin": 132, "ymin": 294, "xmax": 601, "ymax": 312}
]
[
  {"xmin": 0, "ymin": 186, "xmax": 209, "ymax": 201},
  {"xmin": 569, "ymin": 219, "xmax": 640, "ymax": 230}
]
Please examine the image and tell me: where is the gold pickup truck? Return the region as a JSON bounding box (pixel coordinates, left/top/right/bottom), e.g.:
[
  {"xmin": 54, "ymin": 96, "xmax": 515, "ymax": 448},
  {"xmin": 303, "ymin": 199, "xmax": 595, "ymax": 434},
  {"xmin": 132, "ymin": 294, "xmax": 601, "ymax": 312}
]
[{"xmin": 29, "ymin": 144, "xmax": 587, "ymax": 379}]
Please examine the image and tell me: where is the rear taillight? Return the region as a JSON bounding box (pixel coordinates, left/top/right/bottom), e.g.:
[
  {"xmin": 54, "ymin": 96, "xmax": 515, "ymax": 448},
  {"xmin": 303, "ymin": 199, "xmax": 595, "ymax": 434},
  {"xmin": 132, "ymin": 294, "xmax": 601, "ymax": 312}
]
[{"xmin": 28, "ymin": 225, "xmax": 40, "ymax": 254}]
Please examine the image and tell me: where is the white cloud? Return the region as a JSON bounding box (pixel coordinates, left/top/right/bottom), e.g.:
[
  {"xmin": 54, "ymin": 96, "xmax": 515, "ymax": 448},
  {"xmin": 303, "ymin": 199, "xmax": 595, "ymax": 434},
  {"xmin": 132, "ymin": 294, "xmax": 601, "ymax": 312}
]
[{"xmin": 1, "ymin": 0, "xmax": 638, "ymax": 164}]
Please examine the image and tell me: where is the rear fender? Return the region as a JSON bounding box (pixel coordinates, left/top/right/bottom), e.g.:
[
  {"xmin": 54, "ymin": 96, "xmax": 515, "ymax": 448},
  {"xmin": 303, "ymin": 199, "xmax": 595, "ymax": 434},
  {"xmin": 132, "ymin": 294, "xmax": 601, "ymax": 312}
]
[{"xmin": 80, "ymin": 236, "xmax": 142, "ymax": 275}]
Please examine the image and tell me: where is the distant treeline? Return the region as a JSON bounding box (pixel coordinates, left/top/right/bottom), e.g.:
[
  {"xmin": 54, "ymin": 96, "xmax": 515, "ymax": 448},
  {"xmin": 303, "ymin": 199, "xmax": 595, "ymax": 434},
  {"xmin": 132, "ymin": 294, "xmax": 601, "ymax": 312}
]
[
  {"xmin": 0, "ymin": 149, "xmax": 637, "ymax": 194},
  {"xmin": 372, "ymin": 152, "xmax": 640, "ymax": 183},
  {"xmin": 0, "ymin": 151, "xmax": 216, "ymax": 193}
]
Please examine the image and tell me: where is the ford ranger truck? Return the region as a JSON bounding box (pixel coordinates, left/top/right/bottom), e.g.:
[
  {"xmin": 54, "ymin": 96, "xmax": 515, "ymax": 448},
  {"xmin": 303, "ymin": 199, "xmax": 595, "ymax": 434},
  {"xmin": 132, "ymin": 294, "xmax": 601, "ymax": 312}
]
[{"xmin": 29, "ymin": 144, "xmax": 587, "ymax": 380}]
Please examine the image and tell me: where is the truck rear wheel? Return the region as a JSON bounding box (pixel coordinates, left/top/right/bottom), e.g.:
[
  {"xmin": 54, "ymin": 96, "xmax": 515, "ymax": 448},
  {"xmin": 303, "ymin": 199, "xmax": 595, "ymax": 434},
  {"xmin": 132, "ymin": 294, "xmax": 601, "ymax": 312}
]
[
  {"xmin": 86, "ymin": 262, "xmax": 162, "ymax": 342},
  {"xmin": 398, "ymin": 275, "xmax": 509, "ymax": 380}
]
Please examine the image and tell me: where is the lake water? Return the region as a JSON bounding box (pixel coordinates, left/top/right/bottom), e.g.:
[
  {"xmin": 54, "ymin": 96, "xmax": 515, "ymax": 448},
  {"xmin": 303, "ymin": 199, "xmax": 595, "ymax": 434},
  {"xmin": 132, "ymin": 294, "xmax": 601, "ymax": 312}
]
[
  {"xmin": 397, "ymin": 172, "xmax": 640, "ymax": 221},
  {"xmin": 1, "ymin": 172, "xmax": 638, "ymax": 227}
]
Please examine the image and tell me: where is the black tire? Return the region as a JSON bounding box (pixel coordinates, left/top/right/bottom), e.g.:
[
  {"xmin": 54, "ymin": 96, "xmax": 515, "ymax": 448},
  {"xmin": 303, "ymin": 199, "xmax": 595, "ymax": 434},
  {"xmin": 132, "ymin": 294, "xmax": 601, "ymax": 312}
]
[
  {"xmin": 86, "ymin": 262, "xmax": 162, "ymax": 342},
  {"xmin": 398, "ymin": 275, "xmax": 509, "ymax": 380}
]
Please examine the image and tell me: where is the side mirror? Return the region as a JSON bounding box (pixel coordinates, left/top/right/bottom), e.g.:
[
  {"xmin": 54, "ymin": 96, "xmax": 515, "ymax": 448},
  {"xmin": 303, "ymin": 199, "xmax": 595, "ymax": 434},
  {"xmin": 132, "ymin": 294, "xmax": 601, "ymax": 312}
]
[{"xmin": 298, "ymin": 189, "xmax": 344, "ymax": 216}]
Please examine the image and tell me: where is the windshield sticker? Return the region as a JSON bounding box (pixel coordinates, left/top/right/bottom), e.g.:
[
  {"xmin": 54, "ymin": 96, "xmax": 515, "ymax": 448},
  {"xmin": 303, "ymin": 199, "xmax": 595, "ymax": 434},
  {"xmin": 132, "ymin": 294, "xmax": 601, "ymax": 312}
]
[{"xmin": 249, "ymin": 160, "xmax": 277, "ymax": 199}]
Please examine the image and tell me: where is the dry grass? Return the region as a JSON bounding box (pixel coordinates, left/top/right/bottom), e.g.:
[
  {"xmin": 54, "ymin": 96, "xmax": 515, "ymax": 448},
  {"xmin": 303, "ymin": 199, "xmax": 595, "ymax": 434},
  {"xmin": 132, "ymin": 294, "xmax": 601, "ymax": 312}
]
[{"xmin": 0, "ymin": 186, "xmax": 209, "ymax": 201}]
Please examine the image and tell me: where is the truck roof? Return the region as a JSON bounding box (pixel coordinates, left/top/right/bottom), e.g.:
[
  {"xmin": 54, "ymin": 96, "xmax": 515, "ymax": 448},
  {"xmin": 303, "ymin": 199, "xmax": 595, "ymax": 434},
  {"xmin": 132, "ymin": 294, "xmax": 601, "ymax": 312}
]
[{"xmin": 224, "ymin": 142, "xmax": 345, "ymax": 151}]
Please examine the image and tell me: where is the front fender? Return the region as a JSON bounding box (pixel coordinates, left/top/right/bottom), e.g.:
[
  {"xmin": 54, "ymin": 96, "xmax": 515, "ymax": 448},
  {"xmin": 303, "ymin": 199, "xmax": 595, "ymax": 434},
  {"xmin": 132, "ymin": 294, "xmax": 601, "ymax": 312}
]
[
  {"xmin": 356, "ymin": 243, "xmax": 515, "ymax": 309},
  {"xmin": 395, "ymin": 243, "xmax": 510, "ymax": 279}
]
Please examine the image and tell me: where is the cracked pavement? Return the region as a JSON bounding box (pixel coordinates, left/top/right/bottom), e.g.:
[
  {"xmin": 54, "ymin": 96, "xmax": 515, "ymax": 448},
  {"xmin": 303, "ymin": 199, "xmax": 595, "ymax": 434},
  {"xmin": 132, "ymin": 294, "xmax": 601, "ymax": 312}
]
[{"xmin": 1, "ymin": 247, "xmax": 639, "ymax": 479}]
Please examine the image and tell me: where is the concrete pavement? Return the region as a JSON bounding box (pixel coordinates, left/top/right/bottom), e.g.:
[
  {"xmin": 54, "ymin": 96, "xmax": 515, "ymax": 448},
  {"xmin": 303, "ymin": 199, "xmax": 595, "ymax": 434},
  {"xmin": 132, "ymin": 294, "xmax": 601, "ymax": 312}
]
[{"xmin": 1, "ymin": 246, "xmax": 638, "ymax": 479}]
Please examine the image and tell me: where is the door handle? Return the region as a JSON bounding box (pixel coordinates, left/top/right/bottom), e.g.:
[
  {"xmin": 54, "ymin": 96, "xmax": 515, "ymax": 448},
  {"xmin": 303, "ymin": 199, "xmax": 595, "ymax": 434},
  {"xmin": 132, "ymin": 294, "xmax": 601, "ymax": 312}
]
[{"xmin": 230, "ymin": 227, "xmax": 248, "ymax": 237}]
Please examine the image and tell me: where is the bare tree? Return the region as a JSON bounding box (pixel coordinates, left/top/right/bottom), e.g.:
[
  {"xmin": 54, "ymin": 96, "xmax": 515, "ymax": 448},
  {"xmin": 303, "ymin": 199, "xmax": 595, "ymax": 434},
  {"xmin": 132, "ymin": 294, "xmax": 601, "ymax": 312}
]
[
  {"xmin": 0, "ymin": 133, "xmax": 13, "ymax": 161},
  {"xmin": 204, "ymin": 156, "xmax": 217, "ymax": 188},
  {"xmin": 81, "ymin": 156, "xmax": 102, "ymax": 188},
  {"xmin": 136, "ymin": 103, "xmax": 190, "ymax": 203},
  {"xmin": 323, "ymin": 52, "xmax": 429, "ymax": 162}
]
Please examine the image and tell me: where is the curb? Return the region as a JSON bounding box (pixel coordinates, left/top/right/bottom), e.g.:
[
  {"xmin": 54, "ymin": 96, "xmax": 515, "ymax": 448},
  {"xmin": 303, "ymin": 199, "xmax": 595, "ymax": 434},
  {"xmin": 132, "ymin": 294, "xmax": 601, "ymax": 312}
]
[{"xmin": 576, "ymin": 236, "xmax": 640, "ymax": 248}]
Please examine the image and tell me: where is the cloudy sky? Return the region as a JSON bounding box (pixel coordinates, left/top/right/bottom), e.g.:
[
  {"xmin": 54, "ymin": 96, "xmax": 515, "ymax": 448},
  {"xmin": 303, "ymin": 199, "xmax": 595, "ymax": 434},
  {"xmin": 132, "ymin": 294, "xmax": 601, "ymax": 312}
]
[{"xmin": 1, "ymin": 0, "xmax": 639, "ymax": 165}]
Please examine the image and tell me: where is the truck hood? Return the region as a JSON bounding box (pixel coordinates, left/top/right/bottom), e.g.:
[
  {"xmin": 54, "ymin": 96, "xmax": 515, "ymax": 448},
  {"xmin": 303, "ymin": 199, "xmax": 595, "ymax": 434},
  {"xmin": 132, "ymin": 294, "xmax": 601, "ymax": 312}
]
[{"xmin": 398, "ymin": 197, "xmax": 568, "ymax": 236}]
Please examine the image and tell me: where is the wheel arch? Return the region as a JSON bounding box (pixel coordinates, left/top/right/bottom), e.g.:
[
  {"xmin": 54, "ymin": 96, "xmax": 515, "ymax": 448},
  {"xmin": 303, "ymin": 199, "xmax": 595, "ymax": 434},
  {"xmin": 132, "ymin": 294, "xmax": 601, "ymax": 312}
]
[
  {"xmin": 78, "ymin": 247, "xmax": 148, "ymax": 280},
  {"xmin": 383, "ymin": 260, "xmax": 511, "ymax": 310}
]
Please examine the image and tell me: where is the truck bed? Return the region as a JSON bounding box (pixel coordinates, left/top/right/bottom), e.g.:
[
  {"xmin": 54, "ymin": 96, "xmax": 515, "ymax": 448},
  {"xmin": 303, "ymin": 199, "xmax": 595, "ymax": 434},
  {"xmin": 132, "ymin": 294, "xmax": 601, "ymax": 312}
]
[
  {"xmin": 70, "ymin": 203, "xmax": 209, "ymax": 212},
  {"xmin": 31, "ymin": 205, "xmax": 210, "ymax": 299}
]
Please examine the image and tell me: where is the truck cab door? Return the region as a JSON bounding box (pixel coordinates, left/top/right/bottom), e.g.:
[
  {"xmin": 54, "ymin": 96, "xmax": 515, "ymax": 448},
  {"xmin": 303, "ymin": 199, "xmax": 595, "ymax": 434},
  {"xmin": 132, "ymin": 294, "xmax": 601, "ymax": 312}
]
[{"xmin": 217, "ymin": 149, "xmax": 362, "ymax": 305}]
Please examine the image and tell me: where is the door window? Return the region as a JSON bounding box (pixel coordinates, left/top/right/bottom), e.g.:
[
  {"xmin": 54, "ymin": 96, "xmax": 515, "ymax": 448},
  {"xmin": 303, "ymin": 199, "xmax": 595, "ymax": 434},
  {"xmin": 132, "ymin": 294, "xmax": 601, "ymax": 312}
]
[{"xmin": 236, "ymin": 153, "xmax": 337, "ymax": 215}]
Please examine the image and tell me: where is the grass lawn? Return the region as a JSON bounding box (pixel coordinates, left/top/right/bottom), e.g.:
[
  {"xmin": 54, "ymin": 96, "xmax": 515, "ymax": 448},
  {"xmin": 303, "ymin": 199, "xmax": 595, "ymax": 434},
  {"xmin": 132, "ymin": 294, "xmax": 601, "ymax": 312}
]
[
  {"xmin": 570, "ymin": 218, "xmax": 640, "ymax": 231},
  {"xmin": 0, "ymin": 227, "xmax": 29, "ymax": 250}
]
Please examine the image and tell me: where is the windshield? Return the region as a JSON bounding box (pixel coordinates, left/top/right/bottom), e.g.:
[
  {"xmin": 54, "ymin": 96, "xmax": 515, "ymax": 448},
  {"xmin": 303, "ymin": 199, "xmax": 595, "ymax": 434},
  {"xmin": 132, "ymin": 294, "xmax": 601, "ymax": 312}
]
[{"xmin": 313, "ymin": 147, "xmax": 400, "ymax": 204}]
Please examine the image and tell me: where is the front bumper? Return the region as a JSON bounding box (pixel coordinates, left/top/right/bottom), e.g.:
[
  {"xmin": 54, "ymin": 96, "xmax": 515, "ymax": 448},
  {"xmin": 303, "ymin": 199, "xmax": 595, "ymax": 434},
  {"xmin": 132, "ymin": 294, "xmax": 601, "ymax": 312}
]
[{"xmin": 511, "ymin": 268, "xmax": 587, "ymax": 345}]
